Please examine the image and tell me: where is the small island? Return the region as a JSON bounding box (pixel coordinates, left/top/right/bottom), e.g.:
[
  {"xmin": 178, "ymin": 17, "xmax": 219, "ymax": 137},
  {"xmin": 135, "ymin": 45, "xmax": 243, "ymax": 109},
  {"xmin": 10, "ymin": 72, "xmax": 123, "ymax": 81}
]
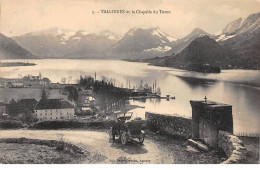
[{"xmin": 0, "ymin": 62, "xmax": 36, "ymax": 67}]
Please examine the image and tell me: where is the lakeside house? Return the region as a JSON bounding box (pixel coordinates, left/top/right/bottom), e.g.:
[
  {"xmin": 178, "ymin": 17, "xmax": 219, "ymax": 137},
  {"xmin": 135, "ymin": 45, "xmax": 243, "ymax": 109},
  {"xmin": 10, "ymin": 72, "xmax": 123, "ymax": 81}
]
[
  {"xmin": 0, "ymin": 73, "xmax": 51, "ymax": 88},
  {"xmin": 77, "ymin": 90, "xmax": 96, "ymax": 113},
  {"xmin": 34, "ymin": 99, "xmax": 75, "ymax": 121},
  {"xmin": 10, "ymin": 82, "xmax": 24, "ymax": 88},
  {"xmin": 78, "ymin": 90, "xmax": 95, "ymax": 106},
  {"xmin": 22, "ymin": 74, "xmax": 51, "ymax": 87},
  {"xmin": 83, "ymin": 96, "xmax": 95, "ymax": 107}
]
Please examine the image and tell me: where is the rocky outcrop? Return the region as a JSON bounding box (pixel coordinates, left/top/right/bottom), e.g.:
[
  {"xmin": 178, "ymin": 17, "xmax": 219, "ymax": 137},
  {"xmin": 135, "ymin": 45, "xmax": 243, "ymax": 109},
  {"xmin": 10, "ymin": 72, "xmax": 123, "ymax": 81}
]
[{"xmin": 222, "ymin": 18, "xmax": 243, "ymax": 35}]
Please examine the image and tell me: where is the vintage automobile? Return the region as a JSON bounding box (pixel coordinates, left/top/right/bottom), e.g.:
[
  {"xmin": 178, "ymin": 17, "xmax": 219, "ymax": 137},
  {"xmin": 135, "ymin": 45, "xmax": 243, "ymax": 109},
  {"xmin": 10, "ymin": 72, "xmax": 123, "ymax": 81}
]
[{"xmin": 109, "ymin": 112, "xmax": 145, "ymax": 145}]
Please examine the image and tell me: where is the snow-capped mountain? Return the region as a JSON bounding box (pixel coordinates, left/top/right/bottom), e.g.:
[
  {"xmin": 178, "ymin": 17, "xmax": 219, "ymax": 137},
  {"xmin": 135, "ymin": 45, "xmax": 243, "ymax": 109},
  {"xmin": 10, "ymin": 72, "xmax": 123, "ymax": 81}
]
[
  {"xmin": 150, "ymin": 27, "xmax": 177, "ymax": 42},
  {"xmin": 218, "ymin": 12, "xmax": 260, "ymax": 69},
  {"xmin": 215, "ymin": 12, "xmax": 260, "ymax": 42},
  {"xmin": 99, "ymin": 30, "xmax": 122, "ymax": 41},
  {"xmin": 222, "ymin": 18, "xmax": 243, "ymax": 35},
  {"xmin": 104, "ymin": 27, "xmax": 177, "ymax": 59},
  {"xmin": 62, "ymin": 33, "xmax": 120, "ymax": 59},
  {"xmin": 111, "ymin": 27, "xmax": 177, "ymax": 55},
  {"xmin": 25, "ymin": 27, "xmax": 76, "ymax": 37},
  {"xmin": 166, "ymin": 28, "xmax": 211, "ymax": 55},
  {"xmin": 13, "ymin": 28, "xmax": 121, "ymax": 58}
]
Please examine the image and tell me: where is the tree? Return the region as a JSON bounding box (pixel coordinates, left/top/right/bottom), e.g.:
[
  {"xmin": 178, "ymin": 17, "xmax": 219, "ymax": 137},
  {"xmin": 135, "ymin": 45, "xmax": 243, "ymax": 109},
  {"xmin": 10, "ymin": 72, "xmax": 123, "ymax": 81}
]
[
  {"xmin": 41, "ymin": 89, "xmax": 47, "ymax": 101},
  {"xmin": 65, "ymin": 86, "xmax": 78, "ymax": 102}
]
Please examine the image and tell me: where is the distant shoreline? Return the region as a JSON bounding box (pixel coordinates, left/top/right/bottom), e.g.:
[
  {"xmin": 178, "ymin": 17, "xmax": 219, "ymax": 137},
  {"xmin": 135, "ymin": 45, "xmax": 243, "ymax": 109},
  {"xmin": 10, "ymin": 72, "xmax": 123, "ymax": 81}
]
[
  {"xmin": 0, "ymin": 62, "xmax": 36, "ymax": 67},
  {"xmin": 124, "ymin": 58, "xmax": 260, "ymax": 72}
]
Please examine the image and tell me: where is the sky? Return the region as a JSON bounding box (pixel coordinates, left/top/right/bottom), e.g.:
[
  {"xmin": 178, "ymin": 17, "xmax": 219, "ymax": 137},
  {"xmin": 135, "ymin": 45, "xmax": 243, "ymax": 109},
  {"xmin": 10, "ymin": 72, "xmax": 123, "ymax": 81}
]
[{"xmin": 1, "ymin": 0, "xmax": 260, "ymax": 38}]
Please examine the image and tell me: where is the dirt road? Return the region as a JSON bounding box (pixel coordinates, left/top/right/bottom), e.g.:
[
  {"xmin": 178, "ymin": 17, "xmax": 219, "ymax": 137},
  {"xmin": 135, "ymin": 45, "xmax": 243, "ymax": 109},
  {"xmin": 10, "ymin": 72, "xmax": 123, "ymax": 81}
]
[{"xmin": 0, "ymin": 130, "xmax": 174, "ymax": 164}]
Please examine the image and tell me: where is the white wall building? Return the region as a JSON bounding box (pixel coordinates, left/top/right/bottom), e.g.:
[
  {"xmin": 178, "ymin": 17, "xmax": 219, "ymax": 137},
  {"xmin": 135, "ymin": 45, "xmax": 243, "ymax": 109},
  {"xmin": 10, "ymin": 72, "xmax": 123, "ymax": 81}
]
[{"xmin": 34, "ymin": 99, "xmax": 75, "ymax": 121}]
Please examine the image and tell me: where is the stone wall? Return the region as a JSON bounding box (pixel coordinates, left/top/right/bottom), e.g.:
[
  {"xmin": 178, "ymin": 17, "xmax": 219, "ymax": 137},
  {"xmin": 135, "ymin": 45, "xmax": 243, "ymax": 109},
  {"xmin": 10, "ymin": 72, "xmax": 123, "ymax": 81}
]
[
  {"xmin": 145, "ymin": 112, "xmax": 192, "ymax": 138},
  {"xmin": 218, "ymin": 130, "xmax": 247, "ymax": 164}
]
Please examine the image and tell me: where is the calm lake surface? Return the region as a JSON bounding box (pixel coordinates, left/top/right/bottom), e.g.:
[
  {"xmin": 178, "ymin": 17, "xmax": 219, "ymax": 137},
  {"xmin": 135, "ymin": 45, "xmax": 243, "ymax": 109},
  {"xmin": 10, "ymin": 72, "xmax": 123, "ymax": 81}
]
[{"xmin": 1, "ymin": 59, "xmax": 260, "ymax": 134}]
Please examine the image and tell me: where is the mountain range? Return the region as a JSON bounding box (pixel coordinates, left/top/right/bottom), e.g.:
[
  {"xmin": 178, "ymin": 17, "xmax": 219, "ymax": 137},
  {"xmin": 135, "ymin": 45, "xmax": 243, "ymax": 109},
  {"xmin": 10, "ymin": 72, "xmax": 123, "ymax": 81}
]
[
  {"xmin": 12, "ymin": 27, "xmax": 177, "ymax": 59},
  {"xmin": 13, "ymin": 28, "xmax": 121, "ymax": 59},
  {"xmin": 128, "ymin": 12, "xmax": 260, "ymax": 70},
  {"xmin": 1, "ymin": 12, "xmax": 259, "ymax": 69}
]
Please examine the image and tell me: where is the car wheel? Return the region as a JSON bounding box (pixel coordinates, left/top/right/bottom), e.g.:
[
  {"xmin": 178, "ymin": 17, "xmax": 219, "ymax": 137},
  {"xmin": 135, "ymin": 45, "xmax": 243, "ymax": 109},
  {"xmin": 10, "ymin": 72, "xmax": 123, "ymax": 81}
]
[
  {"xmin": 139, "ymin": 133, "xmax": 145, "ymax": 144},
  {"xmin": 121, "ymin": 131, "xmax": 127, "ymax": 145}
]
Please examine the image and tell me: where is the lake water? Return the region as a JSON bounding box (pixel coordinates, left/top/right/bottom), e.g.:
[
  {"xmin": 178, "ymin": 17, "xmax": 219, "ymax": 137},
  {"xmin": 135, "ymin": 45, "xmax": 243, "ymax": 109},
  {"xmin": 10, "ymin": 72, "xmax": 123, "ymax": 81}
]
[{"xmin": 1, "ymin": 59, "xmax": 260, "ymax": 134}]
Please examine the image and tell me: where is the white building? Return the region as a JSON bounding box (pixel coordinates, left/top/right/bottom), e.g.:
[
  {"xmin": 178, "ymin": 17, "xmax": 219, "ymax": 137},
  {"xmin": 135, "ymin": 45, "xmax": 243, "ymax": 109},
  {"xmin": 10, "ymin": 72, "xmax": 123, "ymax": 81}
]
[
  {"xmin": 11, "ymin": 82, "xmax": 24, "ymax": 88},
  {"xmin": 34, "ymin": 99, "xmax": 74, "ymax": 121},
  {"xmin": 84, "ymin": 96, "xmax": 95, "ymax": 107}
]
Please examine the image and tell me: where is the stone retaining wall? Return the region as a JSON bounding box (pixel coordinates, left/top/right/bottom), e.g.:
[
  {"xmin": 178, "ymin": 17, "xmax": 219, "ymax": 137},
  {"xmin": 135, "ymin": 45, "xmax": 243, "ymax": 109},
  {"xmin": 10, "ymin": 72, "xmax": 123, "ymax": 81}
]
[
  {"xmin": 145, "ymin": 112, "xmax": 192, "ymax": 138},
  {"xmin": 218, "ymin": 130, "xmax": 247, "ymax": 164}
]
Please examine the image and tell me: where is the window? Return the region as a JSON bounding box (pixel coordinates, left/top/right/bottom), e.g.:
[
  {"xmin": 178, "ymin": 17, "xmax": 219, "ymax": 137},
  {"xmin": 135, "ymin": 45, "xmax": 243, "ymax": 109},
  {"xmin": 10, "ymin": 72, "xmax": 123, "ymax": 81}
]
[
  {"xmin": 56, "ymin": 117, "xmax": 58, "ymax": 119},
  {"xmin": 36, "ymin": 114, "xmax": 37, "ymax": 116},
  {"xmin": 36, "ymin": 111, "xmax": 37, "ymax": 112},
  {"xmin": 50, "ymin": 118, "xmax": 52, "ymax": 120},
  {"xmin": 50, "ymin": 113, "xmax": 52, "ymax": 115},
  {"xmin": 45, "ymin": 113, "xmax": 47, "ymax": 115},
  {"xmin": 40, "ymin": 113, "xmax": 42, "ymax": 116}
]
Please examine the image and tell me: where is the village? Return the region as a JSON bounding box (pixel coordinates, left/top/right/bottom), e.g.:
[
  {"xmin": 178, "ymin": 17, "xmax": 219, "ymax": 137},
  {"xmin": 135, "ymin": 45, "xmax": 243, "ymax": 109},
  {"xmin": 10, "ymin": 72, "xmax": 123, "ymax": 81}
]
[{"xmin": 0, "ymin": 72, "xmax": 163, "ymax": 125}]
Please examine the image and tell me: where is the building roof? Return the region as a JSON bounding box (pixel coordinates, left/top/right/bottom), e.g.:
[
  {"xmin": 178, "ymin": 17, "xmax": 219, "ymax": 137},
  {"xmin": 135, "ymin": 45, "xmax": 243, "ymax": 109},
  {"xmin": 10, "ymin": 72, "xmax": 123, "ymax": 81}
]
[
  {"xmin": 20, "ymin": 98, "xmax": 38, "ymax": 104},
  {"xmin": 60, "ymin": 101, "xmax": 74, "ymax": 109},
  {"xmin": 35, "ymin": 99, "xmax": 74, "ymax": 110},
  {"xmin": 9, "ymin": 98, "xmax": 16, "ymax": 104},
  {"xmin": 0, "ymin": 102, "xmax": 6, "ymax": 106},
  {"xmin": 19, "ymin": 98, "xmax": 38, "ymax": 110},
  {"xmin": 6, "ymin": 102, "xmax": 28, "ymax": 115}
]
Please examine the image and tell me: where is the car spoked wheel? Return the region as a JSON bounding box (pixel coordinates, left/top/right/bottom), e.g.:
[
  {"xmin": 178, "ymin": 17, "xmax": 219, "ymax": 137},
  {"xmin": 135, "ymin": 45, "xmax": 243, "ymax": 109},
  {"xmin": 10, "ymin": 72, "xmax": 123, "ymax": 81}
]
[
  {"xmin": 121, "ymin": 132, "xmax": 127, "ymax": 145},
  {"xmin": 139, "ymin": 133, "xmax": 145, "ymax": 144}
]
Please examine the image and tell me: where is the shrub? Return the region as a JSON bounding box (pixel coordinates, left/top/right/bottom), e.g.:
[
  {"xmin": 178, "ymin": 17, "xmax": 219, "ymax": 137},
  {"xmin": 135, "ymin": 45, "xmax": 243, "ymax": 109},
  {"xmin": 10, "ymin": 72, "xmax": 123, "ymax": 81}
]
[{"xmin": 0, "ymin": 120, "xmax": 25, "ymax": 129}]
